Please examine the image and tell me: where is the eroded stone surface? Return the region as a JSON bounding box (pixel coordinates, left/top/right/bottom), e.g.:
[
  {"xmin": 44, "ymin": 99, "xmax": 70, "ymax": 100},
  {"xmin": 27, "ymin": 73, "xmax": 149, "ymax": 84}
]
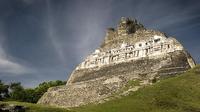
[{"xmin": 38, "ymin": 17, "xmax": 196, "ymax": 108}]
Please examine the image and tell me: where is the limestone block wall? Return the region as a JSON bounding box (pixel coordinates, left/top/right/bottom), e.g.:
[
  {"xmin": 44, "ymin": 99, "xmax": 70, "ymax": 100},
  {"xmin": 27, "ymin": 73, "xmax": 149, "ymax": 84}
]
[{"xmin": 76, "ymin": 35, "xmax": 184, "ymax": 70}]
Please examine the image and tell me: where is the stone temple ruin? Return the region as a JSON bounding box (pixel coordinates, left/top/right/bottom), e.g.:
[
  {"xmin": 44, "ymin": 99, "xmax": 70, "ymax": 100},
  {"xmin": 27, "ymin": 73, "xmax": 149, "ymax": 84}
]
[
  {"xmin": 38, "ymin": 17, "xmax": 196, "ymax": 108},
  {"xmin": 75, "ymin": 17, "xmax": 194, "ymax": 71}
]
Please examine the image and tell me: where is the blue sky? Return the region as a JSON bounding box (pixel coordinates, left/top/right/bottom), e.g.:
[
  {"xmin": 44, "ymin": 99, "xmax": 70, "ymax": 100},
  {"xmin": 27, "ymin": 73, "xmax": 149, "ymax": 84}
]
[{"xmin": 0, "ymin": 0, "xmax": 199, "ymax": 87}]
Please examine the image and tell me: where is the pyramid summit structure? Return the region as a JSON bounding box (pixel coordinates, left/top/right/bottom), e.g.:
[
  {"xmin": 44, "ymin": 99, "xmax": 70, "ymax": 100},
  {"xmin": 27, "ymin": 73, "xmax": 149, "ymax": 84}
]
[{"xmin": 38, "ymin": 17, "xmax": 196, "ymax": 108}]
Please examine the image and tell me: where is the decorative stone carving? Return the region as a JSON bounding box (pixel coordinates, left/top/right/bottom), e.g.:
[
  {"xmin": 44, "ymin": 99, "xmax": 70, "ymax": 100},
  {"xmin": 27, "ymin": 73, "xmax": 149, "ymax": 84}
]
[{"xmin": 76, "ymin": 35, "xmax": 183, "ymax": 70}]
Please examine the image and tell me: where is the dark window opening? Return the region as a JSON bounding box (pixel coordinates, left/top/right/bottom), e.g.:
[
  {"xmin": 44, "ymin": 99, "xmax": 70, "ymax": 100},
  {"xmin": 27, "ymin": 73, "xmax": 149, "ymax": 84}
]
[
  {"xmin": 168, "ymin": 45, "xmax": 170, "ymax": 48},
  {"xmin": 154, "ymin": 38, "xmax": 160, "ymax": 43}
]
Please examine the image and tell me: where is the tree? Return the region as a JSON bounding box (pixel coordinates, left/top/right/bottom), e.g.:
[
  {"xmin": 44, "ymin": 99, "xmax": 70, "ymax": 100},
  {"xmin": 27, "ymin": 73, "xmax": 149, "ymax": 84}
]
[
  {"xmin": 9, "ymin": 82, "xmax": 26, "ymax": 101},
  {"xmin": 0, "ymin": 80, "xmax": 9, "ymax": 100},
  {"xmin": 6, "ymin": 80, "xmax": 66, "ymax": 103},
  {"xmin": 23, "ymin": 89, "xmax": 37, "ymax": 103}
]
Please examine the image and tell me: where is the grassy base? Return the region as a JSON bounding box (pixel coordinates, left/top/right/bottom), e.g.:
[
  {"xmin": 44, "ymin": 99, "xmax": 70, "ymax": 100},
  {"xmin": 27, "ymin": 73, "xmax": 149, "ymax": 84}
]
[{"xmin": 1, "ymin": 65, "xmax": 200, "ymax": 112}]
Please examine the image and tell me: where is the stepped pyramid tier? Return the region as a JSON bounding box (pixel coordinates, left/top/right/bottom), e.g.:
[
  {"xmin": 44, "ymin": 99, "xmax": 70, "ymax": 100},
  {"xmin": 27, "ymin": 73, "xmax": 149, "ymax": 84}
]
[{"xmin": 38, "ymin": 17, "xmax": 196, "ymax": 108}]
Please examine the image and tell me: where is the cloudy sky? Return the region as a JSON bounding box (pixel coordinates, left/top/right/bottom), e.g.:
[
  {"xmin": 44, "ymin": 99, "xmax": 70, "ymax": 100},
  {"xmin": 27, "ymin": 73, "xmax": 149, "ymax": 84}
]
[{"xmin": 0, "ymin": 0, "xmax": 199, "ymax": 87}]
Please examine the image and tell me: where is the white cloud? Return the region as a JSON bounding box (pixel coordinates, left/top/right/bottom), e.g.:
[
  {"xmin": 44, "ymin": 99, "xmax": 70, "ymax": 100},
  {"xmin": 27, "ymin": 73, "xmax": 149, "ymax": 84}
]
[{"xmin": 0, "ymin": 46, "xmax": 32, "ymax": 75}]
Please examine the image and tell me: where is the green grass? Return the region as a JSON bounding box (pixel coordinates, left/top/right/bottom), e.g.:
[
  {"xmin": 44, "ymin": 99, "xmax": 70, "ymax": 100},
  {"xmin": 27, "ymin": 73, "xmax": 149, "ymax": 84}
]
[
  {"xmin": 0, "ymin": 101, "xmax": 72, "ymax": 112},
  {"xmin": 74, "ymin": 65, "xmax": 200, "ymax": 112},
  {"xmin": 1, "ymin": 65, "xmax": 200, "ymax": 112}
]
